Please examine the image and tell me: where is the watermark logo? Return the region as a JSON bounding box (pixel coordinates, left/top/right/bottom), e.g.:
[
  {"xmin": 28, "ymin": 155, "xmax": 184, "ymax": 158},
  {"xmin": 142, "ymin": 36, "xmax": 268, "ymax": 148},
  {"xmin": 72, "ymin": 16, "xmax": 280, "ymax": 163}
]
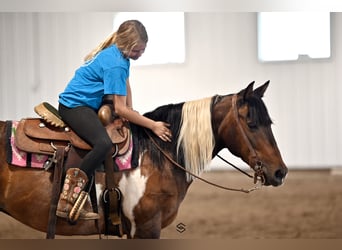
[{"xmin": 176, "ymin": 223, "xmax": 186, "ymax": 233}]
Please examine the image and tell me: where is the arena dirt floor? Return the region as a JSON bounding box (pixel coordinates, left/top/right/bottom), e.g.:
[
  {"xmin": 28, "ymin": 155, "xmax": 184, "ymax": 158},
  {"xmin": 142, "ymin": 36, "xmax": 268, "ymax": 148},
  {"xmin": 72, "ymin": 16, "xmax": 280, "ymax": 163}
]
[{"xmin": 0, "ymin": 169, "xmax": 341, "ymax": 239}]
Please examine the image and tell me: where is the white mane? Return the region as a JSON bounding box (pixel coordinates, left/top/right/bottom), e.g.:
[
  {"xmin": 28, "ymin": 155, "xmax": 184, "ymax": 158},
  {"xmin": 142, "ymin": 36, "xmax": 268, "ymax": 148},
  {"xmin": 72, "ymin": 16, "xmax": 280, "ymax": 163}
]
[{"xmin": 176, "ymin": 97, "xmax": 215, "ymax": 182}]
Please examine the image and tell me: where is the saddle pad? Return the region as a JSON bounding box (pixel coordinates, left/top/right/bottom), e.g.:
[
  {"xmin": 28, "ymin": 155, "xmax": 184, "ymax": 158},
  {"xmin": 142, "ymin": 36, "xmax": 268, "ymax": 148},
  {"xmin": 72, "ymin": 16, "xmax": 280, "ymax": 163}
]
[
  {"xmin": 6, "ymin": 121, "xmax": 49, "ymax": 168},
  {"xmin": 115, "ymin": 133, "xmax": 133, "ymax": 171}
]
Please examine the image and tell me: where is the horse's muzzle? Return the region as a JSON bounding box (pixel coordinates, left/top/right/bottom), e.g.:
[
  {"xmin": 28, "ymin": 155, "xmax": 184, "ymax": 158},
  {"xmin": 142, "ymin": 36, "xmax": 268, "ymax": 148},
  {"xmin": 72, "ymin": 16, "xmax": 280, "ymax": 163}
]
[{"xmin": 264, "ymin": 166, "xmax": 288, "ymax": 186}]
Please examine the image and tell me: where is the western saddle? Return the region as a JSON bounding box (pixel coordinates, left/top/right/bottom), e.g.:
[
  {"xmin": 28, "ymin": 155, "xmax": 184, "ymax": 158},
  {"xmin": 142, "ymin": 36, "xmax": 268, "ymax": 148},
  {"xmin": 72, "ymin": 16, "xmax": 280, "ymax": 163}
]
[
  {"xmin": 13, "ymin": 101, "xmax": 128, "ymax": 239},
  {"xmin": 14, "ymin": 102, "xmax": 130, "ymax": 157}
]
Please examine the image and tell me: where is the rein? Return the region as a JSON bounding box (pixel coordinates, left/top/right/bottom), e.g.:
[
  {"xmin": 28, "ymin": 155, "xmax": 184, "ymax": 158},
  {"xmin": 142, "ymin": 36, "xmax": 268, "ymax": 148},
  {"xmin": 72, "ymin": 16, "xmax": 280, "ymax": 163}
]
[
  {"xmin": 145, "ymin": 131, "xmax": 260, "ymax": 193},
  {"xmin": 216, "ymin": 154, "xmax": 253, "ymax": 179}
]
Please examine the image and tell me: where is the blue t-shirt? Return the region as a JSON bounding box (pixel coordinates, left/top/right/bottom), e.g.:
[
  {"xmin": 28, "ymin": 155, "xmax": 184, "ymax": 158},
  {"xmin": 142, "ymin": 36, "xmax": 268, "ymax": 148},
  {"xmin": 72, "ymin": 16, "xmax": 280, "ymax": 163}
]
[{"xmin": 59, "ymin": 44, "xmax": 130, "ymax": 110}]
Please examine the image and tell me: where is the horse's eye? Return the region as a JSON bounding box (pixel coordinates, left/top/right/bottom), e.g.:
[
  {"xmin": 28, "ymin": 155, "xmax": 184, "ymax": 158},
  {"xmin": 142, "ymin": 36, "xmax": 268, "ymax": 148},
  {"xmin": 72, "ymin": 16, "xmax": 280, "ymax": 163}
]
[{"xmin": 247, "ymin": 120, "xmax": 258, "ymax": 130}]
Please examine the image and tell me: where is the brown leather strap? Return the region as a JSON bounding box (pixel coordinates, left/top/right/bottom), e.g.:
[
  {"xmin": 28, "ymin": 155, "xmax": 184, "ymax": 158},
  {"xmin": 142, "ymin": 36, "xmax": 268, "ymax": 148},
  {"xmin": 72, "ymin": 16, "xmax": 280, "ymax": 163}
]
[
  {"xmin": 104, "ymin": 153, "xmax": 123, "ymax": 236},
  {"xmin": 46, "ymin": 146, "xmax": 66, "ymax": 239},
  {"xmin": 89, "ymin": 176, "xmax": 101, "ymax": 239},
  {"xmin": 231, "ymin": 95, "xmax": 265, "ymax": 184},
  {"xmin": 145, "ymin": 129, "xmax": 259, "ymax": 193},
  {"xmin": 231, "ymin": 95, "xmax": 258, "ymax": 164}
]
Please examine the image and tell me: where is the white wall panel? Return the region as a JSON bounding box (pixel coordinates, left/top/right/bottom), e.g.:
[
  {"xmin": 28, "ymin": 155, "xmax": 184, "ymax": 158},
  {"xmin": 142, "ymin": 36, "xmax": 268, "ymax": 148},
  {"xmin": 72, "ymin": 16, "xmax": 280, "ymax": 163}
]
[
  {"xmin": 0, "ymin": 12, "xmax": 341, "ymax": 169},
  {"xmin": 0, "ymin": 12, "xmax": 114, "ymax": 119}
]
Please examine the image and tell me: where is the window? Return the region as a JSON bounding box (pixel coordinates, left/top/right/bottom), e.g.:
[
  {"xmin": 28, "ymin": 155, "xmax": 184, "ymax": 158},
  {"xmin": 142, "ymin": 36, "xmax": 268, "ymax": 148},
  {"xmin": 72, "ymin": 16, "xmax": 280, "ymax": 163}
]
[
  {"xmin": 113, "ymin": 12, "xmax": 185, "ymax": 66},
  {"xmin": 257, "ymin": 12, "xmax": 331, "ymax": 62}
]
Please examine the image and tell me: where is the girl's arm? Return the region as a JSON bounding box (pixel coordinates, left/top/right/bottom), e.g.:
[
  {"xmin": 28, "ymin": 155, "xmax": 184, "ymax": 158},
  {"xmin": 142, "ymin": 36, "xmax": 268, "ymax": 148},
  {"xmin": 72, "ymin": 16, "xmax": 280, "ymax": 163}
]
[
  {"xmin": 126, "ymin": 78, "xmax": 133, "ymax": 109},
  {"xmin": 113, "ymin": 94, "xmax": 172, "ymax": 142}
]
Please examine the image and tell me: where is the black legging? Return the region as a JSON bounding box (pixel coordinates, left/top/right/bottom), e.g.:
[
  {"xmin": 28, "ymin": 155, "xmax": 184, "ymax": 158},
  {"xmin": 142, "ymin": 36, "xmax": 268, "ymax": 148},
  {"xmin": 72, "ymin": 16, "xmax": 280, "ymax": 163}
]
[{"xmin": 58, "ymin": 103, "xmax": 112, "ymax": 178}]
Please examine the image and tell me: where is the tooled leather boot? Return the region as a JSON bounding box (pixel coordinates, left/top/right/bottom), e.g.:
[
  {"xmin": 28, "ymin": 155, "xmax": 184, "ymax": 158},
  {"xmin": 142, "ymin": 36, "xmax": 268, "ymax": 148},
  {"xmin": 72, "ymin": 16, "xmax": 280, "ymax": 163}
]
[{"xmin": 56, "ymin": 168, "xmax": 99, "ymax": 221}]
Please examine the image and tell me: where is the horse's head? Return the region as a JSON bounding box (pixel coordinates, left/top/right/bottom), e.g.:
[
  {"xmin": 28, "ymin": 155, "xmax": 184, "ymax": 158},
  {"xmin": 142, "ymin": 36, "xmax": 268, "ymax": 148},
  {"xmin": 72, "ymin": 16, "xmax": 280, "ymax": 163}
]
[{"xmin": 212, "ymin": 81, "xmax": 287, "ymax": 186}]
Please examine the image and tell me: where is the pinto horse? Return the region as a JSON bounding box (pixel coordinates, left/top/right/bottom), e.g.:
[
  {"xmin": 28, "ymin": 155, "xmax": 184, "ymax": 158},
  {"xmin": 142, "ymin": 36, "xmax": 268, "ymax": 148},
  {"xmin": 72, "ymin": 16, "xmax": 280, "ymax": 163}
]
[{"xmin": 0, "ymin": 81, "xmax": 287, "ymax": 238}]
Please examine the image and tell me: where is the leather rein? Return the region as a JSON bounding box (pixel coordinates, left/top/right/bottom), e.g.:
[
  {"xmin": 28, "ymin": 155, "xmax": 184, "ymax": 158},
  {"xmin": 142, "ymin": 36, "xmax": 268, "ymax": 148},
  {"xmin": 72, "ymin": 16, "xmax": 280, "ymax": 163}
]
[{"xmin": 145, "ymin": 94, "xmax": 265, "ymax": 194}]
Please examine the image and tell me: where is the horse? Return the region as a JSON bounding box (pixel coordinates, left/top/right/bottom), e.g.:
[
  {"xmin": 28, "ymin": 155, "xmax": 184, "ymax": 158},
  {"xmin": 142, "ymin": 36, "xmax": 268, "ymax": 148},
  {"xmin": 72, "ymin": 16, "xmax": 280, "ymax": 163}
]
[{"xmin": 0, "ymin": 81, "xmax": 287, "ymax": 239}]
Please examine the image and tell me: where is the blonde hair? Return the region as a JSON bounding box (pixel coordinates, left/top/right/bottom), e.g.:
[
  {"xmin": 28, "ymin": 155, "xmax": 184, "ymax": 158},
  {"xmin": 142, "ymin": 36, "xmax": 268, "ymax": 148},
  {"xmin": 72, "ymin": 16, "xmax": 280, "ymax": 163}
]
[
  {"xmin": 177, "ymin": 97, "xmax": 215, "ymax": 182},
  {"xmin": 84, "ymin": 20, "xmax": 148, "ymax": 61}
]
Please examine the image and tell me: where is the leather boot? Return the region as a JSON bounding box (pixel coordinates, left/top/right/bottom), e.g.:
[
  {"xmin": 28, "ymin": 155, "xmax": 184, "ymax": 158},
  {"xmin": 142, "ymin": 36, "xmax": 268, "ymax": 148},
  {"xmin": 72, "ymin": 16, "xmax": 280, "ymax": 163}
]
[{"xmin": 56, "ymin": 168, "xmax": 99, "ymax": 220}]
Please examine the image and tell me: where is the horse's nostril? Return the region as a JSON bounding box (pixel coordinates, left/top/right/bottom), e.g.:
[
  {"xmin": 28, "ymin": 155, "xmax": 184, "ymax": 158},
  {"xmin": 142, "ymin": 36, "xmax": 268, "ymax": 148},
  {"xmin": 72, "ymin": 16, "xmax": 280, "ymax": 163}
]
[{"xmin": 275, "ymin": 168, "xmax": 287, "ymax": 180}]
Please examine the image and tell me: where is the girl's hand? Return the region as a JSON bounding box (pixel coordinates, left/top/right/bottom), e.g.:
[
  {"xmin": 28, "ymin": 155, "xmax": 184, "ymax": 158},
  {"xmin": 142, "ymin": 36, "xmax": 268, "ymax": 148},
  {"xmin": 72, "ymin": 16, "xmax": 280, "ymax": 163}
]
[{"xmin": 152, "ymin": 121, "xmax": 172, "ymax": 142}]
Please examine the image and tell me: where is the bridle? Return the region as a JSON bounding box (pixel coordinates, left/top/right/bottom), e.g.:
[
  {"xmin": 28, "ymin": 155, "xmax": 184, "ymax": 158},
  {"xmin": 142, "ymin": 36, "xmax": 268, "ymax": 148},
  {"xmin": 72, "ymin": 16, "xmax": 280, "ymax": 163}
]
[
  {"xmin": 230, "ymin": 94, "xmax": 265, "ymax": 185},
  {"xmin": 144, "ymin": 94, "xmax": 265, "ymax": 193}
]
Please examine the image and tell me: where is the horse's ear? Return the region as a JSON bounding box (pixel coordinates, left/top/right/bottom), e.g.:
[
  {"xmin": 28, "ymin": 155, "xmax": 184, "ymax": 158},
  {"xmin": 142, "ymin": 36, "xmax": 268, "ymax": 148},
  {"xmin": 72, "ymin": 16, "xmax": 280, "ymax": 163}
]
[
  {"xmin": 238, "ymin": 81, "xmax": 255, "ymax": 100},
  {"xmin": 254, "ymin": 80, "xmax": 270, "ymax": 98}
]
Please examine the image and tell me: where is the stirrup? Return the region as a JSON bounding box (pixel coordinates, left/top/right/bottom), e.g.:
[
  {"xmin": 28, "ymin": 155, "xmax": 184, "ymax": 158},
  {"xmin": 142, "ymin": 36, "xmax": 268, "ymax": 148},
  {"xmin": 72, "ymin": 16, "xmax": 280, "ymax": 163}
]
[{"xmin": 69, "ymin": 191, "xmax": 99, "ymax": 222}]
